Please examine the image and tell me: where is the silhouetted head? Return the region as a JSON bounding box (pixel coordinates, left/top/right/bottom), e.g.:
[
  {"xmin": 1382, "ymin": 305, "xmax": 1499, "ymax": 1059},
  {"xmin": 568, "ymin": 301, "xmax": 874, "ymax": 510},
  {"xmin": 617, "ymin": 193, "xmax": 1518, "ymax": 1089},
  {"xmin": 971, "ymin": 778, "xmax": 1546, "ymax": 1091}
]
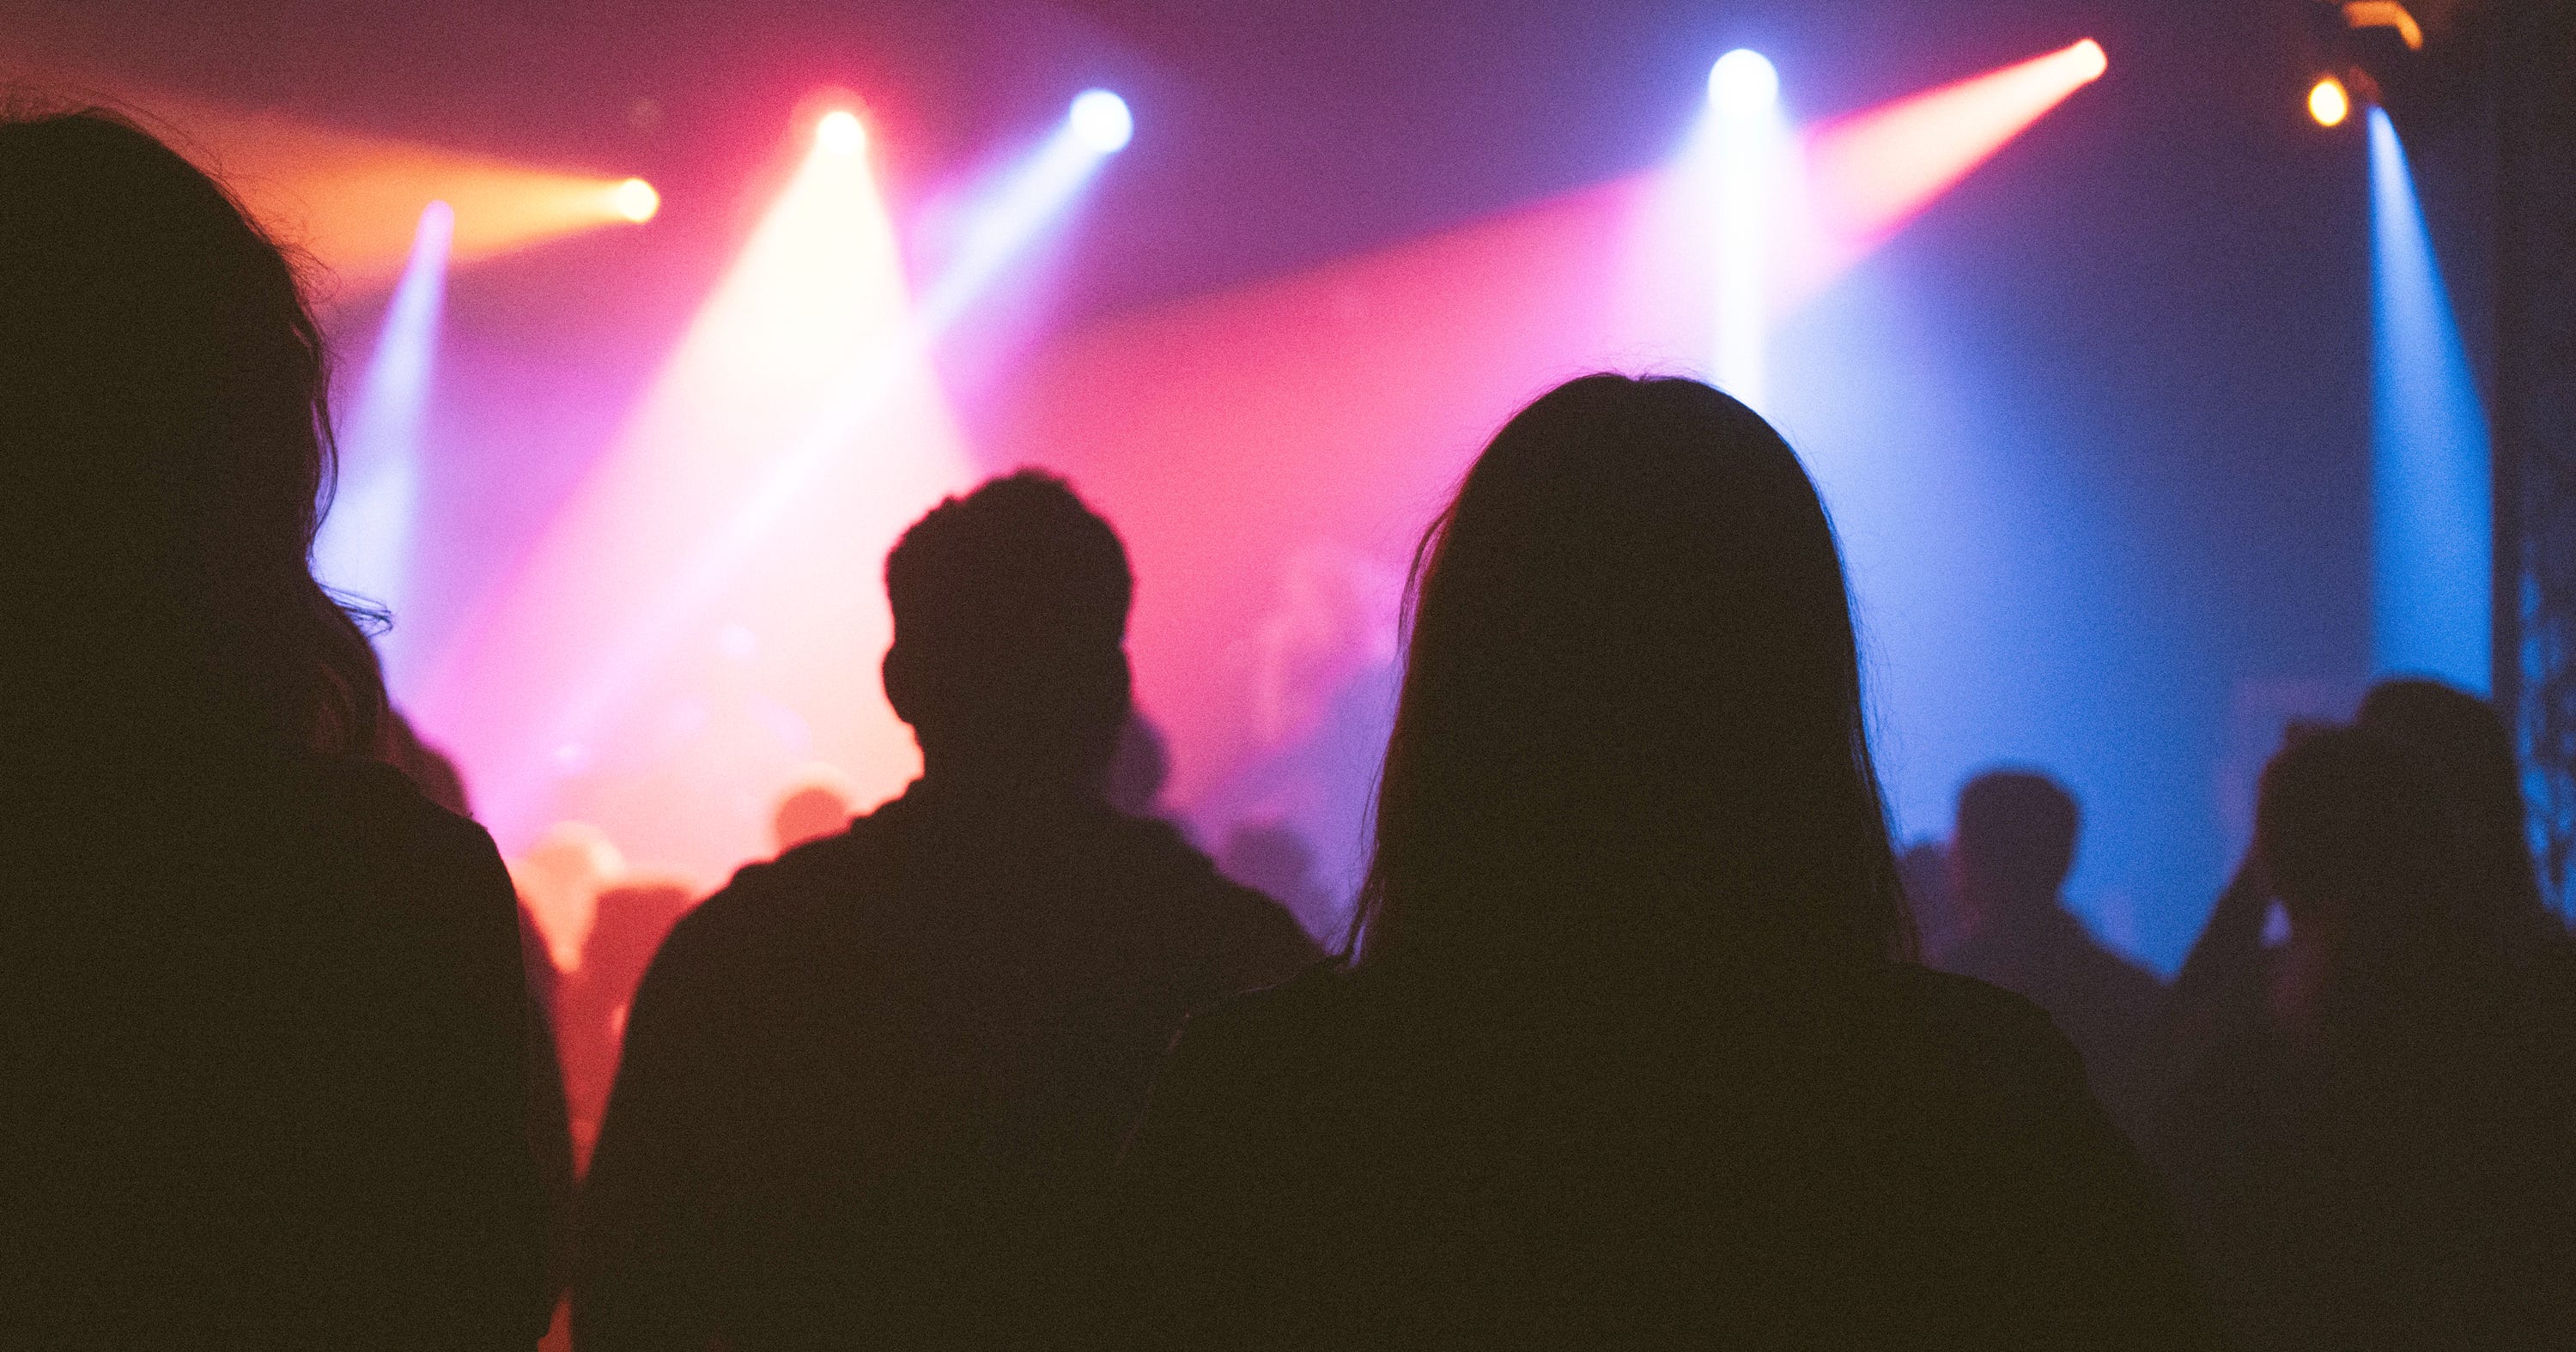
[
  {"xmin": 580, "ymin": 882, "xmax": 697, "ymax": 1005},
  {"xmin": 772, "ymin": 781, "xmax": 856, "ymax": 852},
  {"xmin": 882, "ymin": 470, "xmax": 1133, "ymax": 790},
  {"xmin": 2258, "ymin": 725, "xmax": 2488, "ymax": 988},
  {"xmin": 1952, "ymin": 770, "xmax": 2080, "ymax": 918},
  {"xmin": 0, "ymin": 110, "xmax": 383, "ymax": 755},
  {"xmin": 2356, "ymin": 678, "xmax": 2547, "ymax": 923},
  {"xmin": 1353, "ymin": 374, "xmax": 1910, "ymax": 985}
]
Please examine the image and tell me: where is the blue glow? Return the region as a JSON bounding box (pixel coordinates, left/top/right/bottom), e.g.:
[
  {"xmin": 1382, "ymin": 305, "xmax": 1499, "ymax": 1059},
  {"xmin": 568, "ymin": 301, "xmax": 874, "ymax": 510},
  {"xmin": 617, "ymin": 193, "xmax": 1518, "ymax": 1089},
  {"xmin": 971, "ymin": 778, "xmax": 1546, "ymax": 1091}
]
[
  {"xmin": 2368, "ymin": 107, "xmax": 2490, "ymax": 693},
  {"xmin": 316, "ymin": 199, "xmax": 451, "ymax": 692}
]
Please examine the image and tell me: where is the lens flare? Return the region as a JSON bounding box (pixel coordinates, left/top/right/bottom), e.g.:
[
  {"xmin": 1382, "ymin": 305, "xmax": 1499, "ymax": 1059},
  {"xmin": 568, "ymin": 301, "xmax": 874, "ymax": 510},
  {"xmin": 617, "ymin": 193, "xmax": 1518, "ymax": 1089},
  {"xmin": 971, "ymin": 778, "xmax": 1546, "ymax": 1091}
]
[
  {"xmin": 1069, "ymin": 89, "xmax": 1133, "ymax": 154},
  {"xmin": 613, "ymin": 178, "xmax": 660, "ymax": 222},
  {"xmin": 2308, "ymin": 76, "xmax": 2352, "ymax": 128}
]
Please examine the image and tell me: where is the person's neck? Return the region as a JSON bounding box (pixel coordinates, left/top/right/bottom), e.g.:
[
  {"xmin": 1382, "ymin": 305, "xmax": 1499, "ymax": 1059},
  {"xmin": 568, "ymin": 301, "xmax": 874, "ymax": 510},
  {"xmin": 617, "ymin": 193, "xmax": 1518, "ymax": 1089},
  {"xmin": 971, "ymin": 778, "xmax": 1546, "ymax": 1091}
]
[{"xmin": 911, "ymin": 754, "xmax": 1106, "ymax": 809}]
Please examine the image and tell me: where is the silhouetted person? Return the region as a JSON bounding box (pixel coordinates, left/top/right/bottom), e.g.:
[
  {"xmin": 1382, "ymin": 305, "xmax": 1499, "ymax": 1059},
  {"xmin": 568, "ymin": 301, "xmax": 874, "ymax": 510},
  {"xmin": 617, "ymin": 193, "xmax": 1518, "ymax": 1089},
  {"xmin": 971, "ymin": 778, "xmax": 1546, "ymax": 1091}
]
[
  {"xmin": 1898, "ymin": 838, "xmax": 1963, "ymax": 965},
  {"xmin": 1097, "ymin": 376, "xmax": 2208, "ymax": 1349},
  {"xmin": 1935, "ymin": 771, "xmax": 2165, "ymax": 1134},
  {"xmin": 381, "ymin": 706, "xmax": 579, "ymax": 1319},
  {"xmin": 770, "ymin": 780, "xmax": 856, "ymax": 854},
  {"xmin": 2152, "ymin": 727, "xmax": 2576, "ymax": 1350},
  {"xmin": 560, "ymin": 880, "xmax": 696, "ymax": 1165},
  {"xmin": 576, "ymin": 471, "xmax": 1319, "ymax": 1351},
  {"xmin": 1218, "ymin": 820, "xmax": 1334, "ymax": 943},
  {"xmin": 1106, "ymin": 709, "xmax": 1172, "ymax": 819},
  {"xmin": 1, "ymin": 111, "xmax": 546, "ymax": 1346},
  {"xmin": 2358, "ymin": 677, "xmax": 2573, "ymax": 959}
]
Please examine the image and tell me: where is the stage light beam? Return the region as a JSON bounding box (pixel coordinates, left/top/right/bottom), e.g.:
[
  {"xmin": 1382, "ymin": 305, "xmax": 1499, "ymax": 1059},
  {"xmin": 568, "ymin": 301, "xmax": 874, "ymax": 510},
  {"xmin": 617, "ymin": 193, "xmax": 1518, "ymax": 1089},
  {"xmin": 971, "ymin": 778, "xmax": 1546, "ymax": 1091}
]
[
  {"xmin": 613, "ymin": 178, "xmax": 661, "ymax": 222},
  {"xmin": 316, "ymin": 199, "xmax": 453, "ymax": 690},
  {"xmin": 1069, "ymin": 90, "xmax": 1134, "ymax": 154},
  {"xmin": 2308, "ymin": 77, "xmax": 2352, "ymax": 128},
  {"xmin": 1805, "ymin": 37, "xmax": 2110, "ymax": 248},
  {"xmin": 2367, "ymin": 106, "xmax": 2489, "ymax": 691},
  {"xmin": 1701, "ymin": 49, "xmax": 1787, "ymax": 410}
]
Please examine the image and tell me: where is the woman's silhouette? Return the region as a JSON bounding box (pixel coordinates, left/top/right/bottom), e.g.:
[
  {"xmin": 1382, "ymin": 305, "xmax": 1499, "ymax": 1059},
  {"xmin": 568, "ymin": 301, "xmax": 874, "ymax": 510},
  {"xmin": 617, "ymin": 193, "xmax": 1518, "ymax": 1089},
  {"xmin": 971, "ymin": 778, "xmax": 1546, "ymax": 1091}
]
[
  {"xmin": 1, "ymin": 112, "xmax": 548, "ymax": 1344},
  {"xmin": 1099, "ymin": 375, "xmax": 2208, "ymax": 1348}
]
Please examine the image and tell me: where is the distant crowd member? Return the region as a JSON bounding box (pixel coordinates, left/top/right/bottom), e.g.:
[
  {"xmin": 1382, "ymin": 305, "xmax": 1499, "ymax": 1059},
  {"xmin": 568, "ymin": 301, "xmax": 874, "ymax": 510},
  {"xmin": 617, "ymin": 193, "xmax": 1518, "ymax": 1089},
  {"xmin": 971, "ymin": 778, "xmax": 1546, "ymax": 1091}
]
[
  {"xmin": 1218, "ymin": 820, "xmax": 1336, "ymax": 945},
  {"xmin": 2356, "ymin": 677, "xmax": 2575, "ymax": 967},
  {"xmin": 1097, "ymin": 375, "xmax": 2208, "ymax": 1349},
  {"xmin": 577, "ymin": 471, "xmax": 1319, "ymax": 1350},
  {"xmin": 2, "ymin": 112, "xmax": 546, "ymax": 1345},
  {"xmin": 2154, "ymin": 725, "xmax": 2576, "ymax": 1350},
  {"xmin": 1107, "ymin": 710, "xmax": 1174, "ymax": 818},
  {"xmin": 769, "ymin": 779, "xmax": 857, "ymax": 854},
  {"xmin": 1935, "ymin": 770, "xmax": 2165, "ymax": 1133},
  {"xmin": 559, "ymin": 880, "xmax": 697, "ymax": 1166}
]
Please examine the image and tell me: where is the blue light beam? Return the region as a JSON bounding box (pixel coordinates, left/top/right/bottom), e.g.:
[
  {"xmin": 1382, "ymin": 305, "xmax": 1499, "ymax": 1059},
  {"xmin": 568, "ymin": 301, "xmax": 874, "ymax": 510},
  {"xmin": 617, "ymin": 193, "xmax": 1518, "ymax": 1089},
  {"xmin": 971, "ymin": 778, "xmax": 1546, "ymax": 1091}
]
[
  {"xmin": 2368, "ymin": 108, "xmax": 2490, "ymax": 692},
  {"xmin": 317, "ymin": 199, "xmax": 453, "ymax": 692}
]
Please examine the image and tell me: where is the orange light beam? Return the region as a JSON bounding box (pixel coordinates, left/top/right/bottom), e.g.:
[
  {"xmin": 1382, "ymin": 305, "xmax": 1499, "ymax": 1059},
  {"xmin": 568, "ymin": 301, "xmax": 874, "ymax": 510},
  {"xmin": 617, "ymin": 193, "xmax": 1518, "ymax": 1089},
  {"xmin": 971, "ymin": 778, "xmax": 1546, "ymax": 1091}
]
[{"xmin": 1804, "ymin": 39, "xmax": 2108, "ymax": 251}]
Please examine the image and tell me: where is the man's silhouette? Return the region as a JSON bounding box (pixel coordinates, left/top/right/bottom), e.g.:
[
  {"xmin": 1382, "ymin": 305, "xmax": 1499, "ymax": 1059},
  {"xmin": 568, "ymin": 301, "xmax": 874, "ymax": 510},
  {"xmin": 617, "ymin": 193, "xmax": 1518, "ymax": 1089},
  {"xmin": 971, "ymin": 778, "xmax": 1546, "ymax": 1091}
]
[
  {"xmin": 575, "ymin": 471, "xmax": 1319, "ymax": 1351},
  {"xmin": 1935, "ymin": 771, "xmax": 2165, "ymax": 1132}
]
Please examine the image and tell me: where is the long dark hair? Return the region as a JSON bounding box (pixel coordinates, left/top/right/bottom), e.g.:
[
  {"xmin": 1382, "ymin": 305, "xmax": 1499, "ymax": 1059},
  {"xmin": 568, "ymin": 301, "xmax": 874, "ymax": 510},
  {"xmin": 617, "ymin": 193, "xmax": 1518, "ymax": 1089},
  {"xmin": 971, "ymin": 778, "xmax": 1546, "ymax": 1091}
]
[
  {"xmin": 0, "ymin": 109, "xmax": 386, "ymax": 755},
  {"xmin": 1349, "ymin": 375, "xmax": 1911, "ymax": 985}
]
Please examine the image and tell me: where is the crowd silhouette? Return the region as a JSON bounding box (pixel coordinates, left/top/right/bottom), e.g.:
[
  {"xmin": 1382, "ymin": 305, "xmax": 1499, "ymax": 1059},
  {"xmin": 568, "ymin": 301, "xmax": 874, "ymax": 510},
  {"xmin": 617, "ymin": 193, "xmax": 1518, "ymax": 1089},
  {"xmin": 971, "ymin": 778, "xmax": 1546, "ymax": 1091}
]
[{"xmin": 12, "ymin": 109, "xmax": 2576, "ymax": 1350}]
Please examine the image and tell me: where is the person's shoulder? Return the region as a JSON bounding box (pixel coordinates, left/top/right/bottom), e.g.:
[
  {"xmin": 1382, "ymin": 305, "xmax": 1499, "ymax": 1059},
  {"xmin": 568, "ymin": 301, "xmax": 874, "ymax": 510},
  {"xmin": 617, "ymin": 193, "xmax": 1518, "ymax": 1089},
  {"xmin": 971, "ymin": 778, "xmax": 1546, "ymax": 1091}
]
[
  {"xmin": 1175, "ymin": 958, "xmax": 1360, "ymax": 1076},
  {"xmin": 296, "ymin": 754, "xmax": 507, "ymax": 873},
  {"xmin": 1123, "ymin": 815, "xmax": 1325, "ymax": 949},
  {"xmin": 1883, "ymin": 963, "xmax": 2088, "ymax": 1077},
  {"xmin": 657, "ymin": 820, "xmax": 888, "ymax": 968}
]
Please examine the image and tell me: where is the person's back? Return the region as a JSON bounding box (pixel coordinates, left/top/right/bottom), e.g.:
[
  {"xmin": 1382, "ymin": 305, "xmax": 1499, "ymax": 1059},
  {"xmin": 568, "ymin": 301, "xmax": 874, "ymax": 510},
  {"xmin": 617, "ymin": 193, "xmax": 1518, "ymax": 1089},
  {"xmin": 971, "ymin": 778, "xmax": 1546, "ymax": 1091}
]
[
  {"xmin": 1115, "ymin": 963, "xmax": 2196, "ymax": 1349},
  {"xmin": 0, "ymin": 111, "xmax": 544, "ymax": 1345},
  {"xmin": 1100, "ymin": 376, "xmax": 2208, "ymax": 1349},
  {"xmin": 7, "ymin": 755, "xmax": 545, "ymax": 1344},
  {"xmin": 1935, "ymin": 771, "xmax": 2166, "ymax": 1133},
  {"xmin": 576, "ymin": 473, "xmax": 1317, "ymax": 1350}
]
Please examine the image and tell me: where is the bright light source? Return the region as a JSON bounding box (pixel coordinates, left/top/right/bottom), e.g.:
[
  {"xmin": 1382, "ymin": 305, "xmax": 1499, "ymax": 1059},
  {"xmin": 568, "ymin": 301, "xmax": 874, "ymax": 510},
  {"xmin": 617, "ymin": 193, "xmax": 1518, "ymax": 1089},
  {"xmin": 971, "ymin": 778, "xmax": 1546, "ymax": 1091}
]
[
  {"xmin": 2308, "ymin": 76, "xmax": 2352, "ymax": 127},
  {"xmin": 817, "ymin": 109, "xmax": 866, "ymax": 155},
  {"xmin": 2070, "ymin": 39, "xmax": 2109, "ymax": 82},
  {"xmin": 1708, "ymin": 49, "xmax": 1780, "ymax": 114},
  {"xmin": 613, "ymin": 178, "xmax": 660, "ymax": 222},
  {"xmin": 1069, "ymin": 89, "xmax": 1133, "ymax": 153}
]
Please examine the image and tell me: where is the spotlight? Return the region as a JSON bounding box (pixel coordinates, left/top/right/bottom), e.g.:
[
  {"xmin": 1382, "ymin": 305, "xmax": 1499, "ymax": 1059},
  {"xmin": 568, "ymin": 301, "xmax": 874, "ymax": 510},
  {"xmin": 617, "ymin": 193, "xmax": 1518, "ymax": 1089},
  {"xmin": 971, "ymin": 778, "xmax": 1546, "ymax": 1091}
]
[
  {"xmin": 2308, "ymin": 75, "xmax": 2353, "ymax": 126},
  {"xmin": 817, "ymin": 109, "xmax": 866, "ymax": 156},
  {"xmin": 1069, "ymin": 89, "xmax": 1133, "ymax": 154},
  {"xmin": 613, "ymin": 178, "xmax": 660, "ymax": 222},
  {"xmin": 1708, "ymin": 49, "xmax": 1780, "ymax": 114},
  {"xmin": 2070, "ymin": 39, "xmax": 2109, "ymax": 82}
]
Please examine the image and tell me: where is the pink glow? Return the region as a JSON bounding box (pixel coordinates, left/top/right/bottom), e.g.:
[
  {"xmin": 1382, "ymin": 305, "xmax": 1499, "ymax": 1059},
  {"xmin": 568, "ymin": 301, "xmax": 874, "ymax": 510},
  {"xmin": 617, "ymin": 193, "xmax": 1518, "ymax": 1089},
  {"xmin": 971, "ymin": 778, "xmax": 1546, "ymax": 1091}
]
[{"xmin": 418, "ymin": 130, "xmax": 974, "ymax": 883}]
